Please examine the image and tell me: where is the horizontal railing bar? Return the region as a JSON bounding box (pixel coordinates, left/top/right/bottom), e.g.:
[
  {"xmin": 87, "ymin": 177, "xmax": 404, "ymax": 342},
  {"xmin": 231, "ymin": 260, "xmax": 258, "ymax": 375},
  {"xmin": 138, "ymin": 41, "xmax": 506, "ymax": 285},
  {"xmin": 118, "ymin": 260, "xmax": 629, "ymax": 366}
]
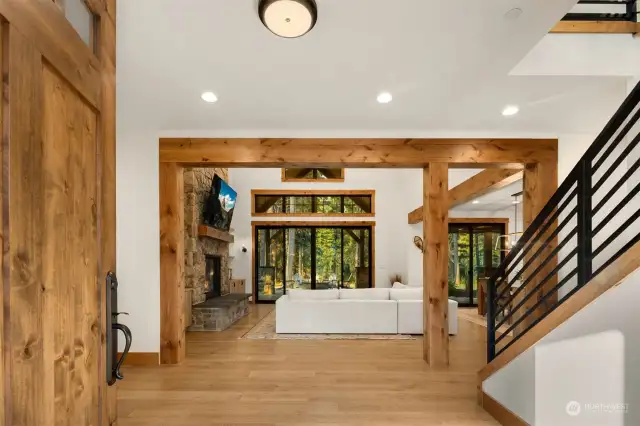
[
  {"xmin": 577, "ymin": 1, "xmax": 633, "ymax": 4},
  {"xmin": 563, "ymin": 14, "xmax": 632, "ymax": 21},
  {"xmin": 494, "ymin": 268, "xmax": 579, "ymax": 358},
  {"xmin": 499, "ymin": 188, "xmax": 578, "ymax": 284},
  {"xmin": 593, "ymin": 152, "xmax": 640, "ymax": 217},
  {"xmin": 592, "ymin": 105, "xmax": 640, "ymax": 174},
  {"xmin": 495, "ymin": 257, "xmax": 579, "ymax": 346},
  {"xmin": 494, "ymin": 207, "xmax": 577, "ymax": 308},
  {"xmin": 593, "ymin": 180, "xmax": 640, "ymax": 235},
  {"xmin": 494, "ymin": 246, "xmax": 578, "ymax": 332},
  {"xmin": 592, "ymin": 231, "xmax": 640, "ymax": 278},
  {"xmin": 592, "ymin": 208, "xmax": 640, "ymax": 258},
  {"xmin": 593, "ymin": 132, "xmax": 640, "ymax": 194},
  {"xmin": 489, "ymin": 170, "xmax": 580, "ymax": 287}
]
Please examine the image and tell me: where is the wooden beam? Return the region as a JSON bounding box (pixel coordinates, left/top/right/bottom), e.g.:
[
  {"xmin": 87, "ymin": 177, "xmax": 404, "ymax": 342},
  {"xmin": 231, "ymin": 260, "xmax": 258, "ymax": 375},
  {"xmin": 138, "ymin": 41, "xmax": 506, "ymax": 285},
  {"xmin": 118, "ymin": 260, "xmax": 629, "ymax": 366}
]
[
  {"xmin": 408, "ymin": 169, "xmax": 523, "ymax": 224},
  {"xmin": 159, "ymin": 138, "xmax": 558, "ymax": 167},
  {"xmin": 159, "ymin": 162, "xmax": 186, "ymax": 364},
  {"xmin": 423, "ymin": 164, "xmax": 449, "ymax": 367},
  {"xmin": 514, "ymin": 160, "xmax": 558, "ymax": 336},
  {"xmin": 551, "ymin": 21, "xmax": 640, "ymax": 34}
]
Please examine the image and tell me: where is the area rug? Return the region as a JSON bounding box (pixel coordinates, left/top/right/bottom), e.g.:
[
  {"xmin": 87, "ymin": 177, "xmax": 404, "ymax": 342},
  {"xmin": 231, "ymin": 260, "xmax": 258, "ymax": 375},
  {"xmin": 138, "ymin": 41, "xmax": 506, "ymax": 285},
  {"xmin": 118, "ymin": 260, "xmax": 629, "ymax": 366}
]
[{"xmin": 241, "ymin": 311, "xmax": 416, "ymax": 340}]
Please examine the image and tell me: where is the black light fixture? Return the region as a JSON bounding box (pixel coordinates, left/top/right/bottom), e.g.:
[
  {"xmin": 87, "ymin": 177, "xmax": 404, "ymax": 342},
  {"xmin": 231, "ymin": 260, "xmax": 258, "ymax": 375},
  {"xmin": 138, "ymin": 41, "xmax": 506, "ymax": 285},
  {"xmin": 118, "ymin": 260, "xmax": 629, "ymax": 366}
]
[{"xmin": 258, "ymin": 0, "xmax": 317, "ymax": 38}]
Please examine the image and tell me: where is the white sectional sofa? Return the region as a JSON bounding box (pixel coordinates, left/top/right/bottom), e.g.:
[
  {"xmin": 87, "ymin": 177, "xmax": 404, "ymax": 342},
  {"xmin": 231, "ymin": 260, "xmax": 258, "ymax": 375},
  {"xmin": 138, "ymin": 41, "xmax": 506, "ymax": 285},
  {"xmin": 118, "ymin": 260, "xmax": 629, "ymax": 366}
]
[{"xmin": 275, "ymin": 287, "xmax": 458, "ymax": 335}]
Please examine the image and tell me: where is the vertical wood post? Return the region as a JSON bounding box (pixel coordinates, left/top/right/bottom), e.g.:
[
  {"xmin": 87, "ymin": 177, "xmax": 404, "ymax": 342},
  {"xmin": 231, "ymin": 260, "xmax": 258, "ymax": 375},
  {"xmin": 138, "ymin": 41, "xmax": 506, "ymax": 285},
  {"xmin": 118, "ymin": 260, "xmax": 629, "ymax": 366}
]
[
  {"xmin": 159, "ymin": 162, "xmax": 185, "ymax": 364},
  {"xmin": 518, "ymin": 160, "xmax": 558, "ymax": 334},
  {"xmin": 423, "ymin": 163, "xmax": 449, "ymax": 367}
]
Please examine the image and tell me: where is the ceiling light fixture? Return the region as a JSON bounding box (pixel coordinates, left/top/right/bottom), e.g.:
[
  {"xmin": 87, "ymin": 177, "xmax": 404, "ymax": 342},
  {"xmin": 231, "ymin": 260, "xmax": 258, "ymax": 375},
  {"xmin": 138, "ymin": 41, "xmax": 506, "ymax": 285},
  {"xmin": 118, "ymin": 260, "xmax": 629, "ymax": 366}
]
[
  {"xmin": 502, "ymin": 105, "xmax": 519, "ymax": 116},
  {"xmin": 377, "ymin": 92, "xmax": 393, "ymax": 104},
  {"xmin": 201, "ymin": 92, "xmax": 218, "ymax": 103},
  {"xmin": 472, "ymin": 200, "xmax": 480, "ymax": 205},
  {"xmin": 259, "ymin": 0, "xmax": 317, "ymax": 38}
]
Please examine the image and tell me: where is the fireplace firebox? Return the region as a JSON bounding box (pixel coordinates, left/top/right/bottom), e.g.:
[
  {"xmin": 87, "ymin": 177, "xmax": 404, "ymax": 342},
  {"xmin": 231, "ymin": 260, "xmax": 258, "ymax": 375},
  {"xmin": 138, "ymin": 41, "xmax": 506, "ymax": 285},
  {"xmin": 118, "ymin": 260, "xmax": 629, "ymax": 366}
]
[{"xmin": 205, "ymin": 255, "xmax": 222, "ymax": 299}]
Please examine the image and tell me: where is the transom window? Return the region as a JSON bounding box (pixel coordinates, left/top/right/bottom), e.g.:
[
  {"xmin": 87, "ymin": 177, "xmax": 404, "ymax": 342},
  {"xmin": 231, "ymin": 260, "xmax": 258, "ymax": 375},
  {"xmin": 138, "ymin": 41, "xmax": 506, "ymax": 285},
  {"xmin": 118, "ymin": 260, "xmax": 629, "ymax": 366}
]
[
  {"xmin": 252, "ymin": 190, "xmax": 374, "ymax": 216},
  {"xmin": 282, "ymin": 168, "xmax": 344, "ymax": 182}
]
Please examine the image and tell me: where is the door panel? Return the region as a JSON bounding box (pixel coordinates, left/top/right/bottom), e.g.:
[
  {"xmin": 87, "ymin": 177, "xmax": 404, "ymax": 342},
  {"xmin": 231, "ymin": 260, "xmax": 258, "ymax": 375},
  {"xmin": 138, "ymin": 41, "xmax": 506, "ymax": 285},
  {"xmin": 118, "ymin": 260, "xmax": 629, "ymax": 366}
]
[
  {"xmin": 1, "ymin": 1, "xmax": 116, "ymax": 425},
  {"xmin": 42, "ymin": 63, "xmax": 99, "ymax": 425}
]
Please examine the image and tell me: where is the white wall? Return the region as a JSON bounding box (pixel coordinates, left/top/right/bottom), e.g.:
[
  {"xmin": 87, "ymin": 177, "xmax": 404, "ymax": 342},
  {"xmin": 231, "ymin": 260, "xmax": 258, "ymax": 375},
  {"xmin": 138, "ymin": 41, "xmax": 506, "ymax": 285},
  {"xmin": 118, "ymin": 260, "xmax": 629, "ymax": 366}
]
[
  {"xmin": 229, "ymin": 168, "xmax": 420, "ymax": 291},
  {"xmin": 483, "ymin": 267, "xmax": 640, "ymax": 426}
]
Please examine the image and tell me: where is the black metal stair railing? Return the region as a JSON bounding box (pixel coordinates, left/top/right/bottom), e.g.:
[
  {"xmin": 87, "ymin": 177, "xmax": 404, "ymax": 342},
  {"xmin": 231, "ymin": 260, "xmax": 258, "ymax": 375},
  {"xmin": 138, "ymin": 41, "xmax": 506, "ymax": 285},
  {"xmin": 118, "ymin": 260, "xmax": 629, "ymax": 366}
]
[
  {"xmin": 487, "ymin": 81, "xmax": 640, "ymax": 362},
  {"xmin": 562, "ymin": 0, "xmax": 637, "ymax": 22}
]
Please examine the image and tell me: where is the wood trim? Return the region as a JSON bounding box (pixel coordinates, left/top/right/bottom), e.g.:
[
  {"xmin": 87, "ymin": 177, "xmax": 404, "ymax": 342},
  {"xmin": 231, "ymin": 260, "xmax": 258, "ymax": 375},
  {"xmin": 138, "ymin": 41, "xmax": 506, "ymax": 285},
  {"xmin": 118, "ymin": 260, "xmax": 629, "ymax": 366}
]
[
  {"xmin": 158, "ymin": 138, "xmax": 558, "ymax": 167},
  {"xmin": 281, "ymin": 168, "xmax": 345, "ymax": 182},
  {"xmin": 197, "ymin": 225, "xmax": 235, "ymax": 243},
  {"xmin": 252, "ymin": 189, "xmax": 375, "ymax": 217},
  {"xmin": 478, "ymin": 238, "xmax": 640, "ymax": 384},
  {"xmin": 551, "ymin": 20, "xmax": 640, "ymax": 34},
  {"xmin": 408, "ymin": 169, "xmax": 523, "ymax": 224},
  {"xmin": 423, "ymin": 164, "xmax": 449, "ymax": 367},
  {"xmin": 481, "ymin": 391, "xmax": 528, "ymax": 426},
  {"xmin": 117, "ymin": 352, "xmax": 159, "ymax": 366},
  {"xmin": 159, "ymin": 162, "xmax": 185, "ymax": 365}
]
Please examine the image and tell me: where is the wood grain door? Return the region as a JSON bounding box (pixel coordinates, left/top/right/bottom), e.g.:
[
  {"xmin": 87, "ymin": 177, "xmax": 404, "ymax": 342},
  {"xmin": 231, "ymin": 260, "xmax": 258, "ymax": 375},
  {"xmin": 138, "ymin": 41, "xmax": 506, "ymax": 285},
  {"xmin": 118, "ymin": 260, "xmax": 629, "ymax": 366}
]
[{"xmin": 0, "ymin": 1, "xmax": 116, "ymax": 425}]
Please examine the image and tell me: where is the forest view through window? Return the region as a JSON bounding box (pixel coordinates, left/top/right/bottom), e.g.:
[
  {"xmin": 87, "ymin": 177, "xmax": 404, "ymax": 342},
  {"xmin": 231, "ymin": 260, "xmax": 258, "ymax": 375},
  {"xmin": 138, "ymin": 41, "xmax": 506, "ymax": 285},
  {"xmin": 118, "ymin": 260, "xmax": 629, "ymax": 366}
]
[
  {"xmin": 253, "ymin": 190, "xmax": 374, "ymax": 216},
  {"xmin": 255, "ymin": 225, "xmax": 373, "ymax": 302},
  {"xmin": 448, "ymin": 222, "xmax": 505, "ymax": 306},
  {"xmin": 282, "ymin": 168, "xmax": 344, "ymax": 181}
]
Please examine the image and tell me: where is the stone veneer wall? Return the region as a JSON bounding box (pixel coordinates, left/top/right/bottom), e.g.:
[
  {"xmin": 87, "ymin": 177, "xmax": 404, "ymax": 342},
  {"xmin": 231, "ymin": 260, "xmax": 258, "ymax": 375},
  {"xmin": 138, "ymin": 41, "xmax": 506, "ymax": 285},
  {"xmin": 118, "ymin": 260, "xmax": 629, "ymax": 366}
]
[{"xmin": 184, "ymin": 167, "xmax": 230, "ymax": 304}]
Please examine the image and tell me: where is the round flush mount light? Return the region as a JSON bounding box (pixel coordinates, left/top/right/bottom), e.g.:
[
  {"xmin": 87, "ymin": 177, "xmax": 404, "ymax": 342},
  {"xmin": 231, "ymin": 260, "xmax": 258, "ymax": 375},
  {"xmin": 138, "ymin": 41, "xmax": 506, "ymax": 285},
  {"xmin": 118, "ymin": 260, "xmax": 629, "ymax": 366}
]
[
  {"xmin": 377, "ymin": 92, "xmax": 393, "ymax": 104},
  {"xmin": 201, "ymin": 91, "xmax": 218, "ymax": 103},
  {"xmin": 502, "ymin": 105, "xmax": 519, "ymax": 116},
  {"xmin": 472, "ymin": 200, "xmax": 480, "ymax": 205},
  {"xmin": 259, "ymin": 0, "xmax": 317, "ymax": 38}
]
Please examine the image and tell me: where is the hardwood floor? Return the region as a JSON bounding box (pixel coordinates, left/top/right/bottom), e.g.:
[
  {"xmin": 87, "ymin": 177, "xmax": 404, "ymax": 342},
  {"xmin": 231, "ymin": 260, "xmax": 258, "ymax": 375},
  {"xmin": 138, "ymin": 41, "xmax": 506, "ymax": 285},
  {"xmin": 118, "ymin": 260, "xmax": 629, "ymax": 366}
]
[{"xmin": 118, "ymin": 305, "xmax": 499, "ymax": 425}]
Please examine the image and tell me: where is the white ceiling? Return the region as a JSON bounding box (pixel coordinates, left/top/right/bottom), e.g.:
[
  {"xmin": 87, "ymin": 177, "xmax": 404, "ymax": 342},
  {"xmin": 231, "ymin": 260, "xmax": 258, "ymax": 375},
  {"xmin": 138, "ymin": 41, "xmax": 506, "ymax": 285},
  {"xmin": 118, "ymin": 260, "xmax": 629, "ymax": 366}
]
[
  {"xmin": 452, "ymin": 179, "xmax": 524, "ymax": 212},
  {"xmin": 117, "ymin": 0, "xmax": 628, "ymax": 135}
]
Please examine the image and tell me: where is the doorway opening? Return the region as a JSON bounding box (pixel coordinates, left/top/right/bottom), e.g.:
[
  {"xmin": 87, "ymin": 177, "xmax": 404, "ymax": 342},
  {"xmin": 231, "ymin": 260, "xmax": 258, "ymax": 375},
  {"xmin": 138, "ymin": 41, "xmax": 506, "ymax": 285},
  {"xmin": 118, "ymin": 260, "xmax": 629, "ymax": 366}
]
[{"xmin": 448, "ymin": 221, "xmax": 507, "ymax": 307}]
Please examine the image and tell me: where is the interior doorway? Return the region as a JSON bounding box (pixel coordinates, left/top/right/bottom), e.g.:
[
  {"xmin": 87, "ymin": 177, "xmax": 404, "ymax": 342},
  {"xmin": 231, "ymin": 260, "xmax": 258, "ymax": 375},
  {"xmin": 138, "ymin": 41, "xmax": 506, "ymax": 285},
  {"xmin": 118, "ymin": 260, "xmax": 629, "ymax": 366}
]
[{"xmin": 448, "ymin": 221, "xmax": 507, "ymax": 307}]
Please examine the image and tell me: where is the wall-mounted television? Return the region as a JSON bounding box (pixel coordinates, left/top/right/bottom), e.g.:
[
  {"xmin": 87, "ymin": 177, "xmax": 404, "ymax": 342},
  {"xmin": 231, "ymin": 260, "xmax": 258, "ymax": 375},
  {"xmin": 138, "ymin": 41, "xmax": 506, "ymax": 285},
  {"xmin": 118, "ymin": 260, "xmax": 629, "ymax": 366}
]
[{"xmin": 203, "ymin": 175, "xmax": 237, "ymax": 231}]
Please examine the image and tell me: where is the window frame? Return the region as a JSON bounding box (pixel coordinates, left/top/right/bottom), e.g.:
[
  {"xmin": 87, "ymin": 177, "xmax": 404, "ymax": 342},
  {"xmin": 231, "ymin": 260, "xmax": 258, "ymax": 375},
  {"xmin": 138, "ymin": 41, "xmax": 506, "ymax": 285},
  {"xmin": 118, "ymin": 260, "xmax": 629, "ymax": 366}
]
[
  {"xmin": 281, "ymin": 168, "xmax": 345, "ymax": 182},
  {"xmin": 251, "ymin": 189, "xmax": 375, "ymax": 217}
]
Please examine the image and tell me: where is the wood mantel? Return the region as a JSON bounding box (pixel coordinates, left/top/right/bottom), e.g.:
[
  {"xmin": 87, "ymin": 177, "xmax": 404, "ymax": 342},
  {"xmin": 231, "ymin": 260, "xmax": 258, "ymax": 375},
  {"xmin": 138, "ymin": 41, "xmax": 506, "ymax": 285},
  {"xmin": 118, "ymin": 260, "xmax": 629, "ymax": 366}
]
[{"xmin": 198, "ymin": 225, "xmax": 235, "ymax": 243}]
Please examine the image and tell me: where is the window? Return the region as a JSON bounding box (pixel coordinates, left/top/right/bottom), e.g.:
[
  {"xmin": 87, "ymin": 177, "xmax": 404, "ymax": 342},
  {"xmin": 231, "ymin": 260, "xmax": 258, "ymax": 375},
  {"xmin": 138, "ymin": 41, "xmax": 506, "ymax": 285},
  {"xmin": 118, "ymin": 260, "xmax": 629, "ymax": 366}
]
[
  {"xmin": 282, "ymin": 168, "xmax": 344, "ymax": 182},
  {"xmin": 253, "ymin": 223, "xmax": 374, "ymax": 303},
  {"xmin": 56, "ymin": 0, "xmax": 97, "ymax": 51},
  {"xmin": 252, "ymin": 190, "xmax": 374, "ymax": 216}
]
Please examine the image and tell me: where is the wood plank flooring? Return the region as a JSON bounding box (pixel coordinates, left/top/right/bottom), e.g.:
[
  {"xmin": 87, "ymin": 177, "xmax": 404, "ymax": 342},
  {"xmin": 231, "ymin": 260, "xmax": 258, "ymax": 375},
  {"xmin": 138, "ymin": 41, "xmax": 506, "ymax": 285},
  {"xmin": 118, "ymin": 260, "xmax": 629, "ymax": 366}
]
[{"xmin": 118, "ymin": 305, "xmax": 499, "ymax": 425}]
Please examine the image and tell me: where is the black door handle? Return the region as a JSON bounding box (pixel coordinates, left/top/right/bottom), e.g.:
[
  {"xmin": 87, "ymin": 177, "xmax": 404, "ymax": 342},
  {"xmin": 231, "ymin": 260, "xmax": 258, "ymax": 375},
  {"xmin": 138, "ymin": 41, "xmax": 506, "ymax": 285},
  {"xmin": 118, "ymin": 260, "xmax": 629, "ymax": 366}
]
[{"xmin": 112, "ymin": 322, "xmax": 132, "ymax": 381}]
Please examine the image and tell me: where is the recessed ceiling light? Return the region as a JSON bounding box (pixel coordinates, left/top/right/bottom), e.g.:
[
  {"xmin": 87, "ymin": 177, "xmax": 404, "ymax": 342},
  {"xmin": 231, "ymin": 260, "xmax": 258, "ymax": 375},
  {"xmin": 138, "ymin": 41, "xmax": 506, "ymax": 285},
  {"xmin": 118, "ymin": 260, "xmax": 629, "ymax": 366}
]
[
  {"xmin": 502, "ymin": 105, "xmax": 519, "ymax": 116},
  {"xmin": 472, "ymin": 200, "xmax": 480, "ymax": 205},
  {"xmin": 512, "ymin": 200, "xmax": 521, "ymax": 204},
  {"xmin": 259, "ymin": 0, "xmax": 317, "ymax": 38},
  {"xmin": 201, "ymin": 92, "xmax": 218, "ymax": 103},
  {"xmin": 377, "ymin": 92, "xmax": 393, "ymax": 104}
]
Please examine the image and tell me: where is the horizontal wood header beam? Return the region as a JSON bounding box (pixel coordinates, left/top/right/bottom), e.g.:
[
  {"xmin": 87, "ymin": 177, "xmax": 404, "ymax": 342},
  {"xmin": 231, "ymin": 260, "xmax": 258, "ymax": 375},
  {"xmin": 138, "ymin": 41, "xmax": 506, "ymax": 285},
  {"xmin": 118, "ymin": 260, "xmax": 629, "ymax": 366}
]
[
  {"xmin": 159, "ymin": 138, "xmax": 557, "ymax": 167},
  {"xmin": 408, "ymin": 168, "xmax": 523, "ymax": 224}
]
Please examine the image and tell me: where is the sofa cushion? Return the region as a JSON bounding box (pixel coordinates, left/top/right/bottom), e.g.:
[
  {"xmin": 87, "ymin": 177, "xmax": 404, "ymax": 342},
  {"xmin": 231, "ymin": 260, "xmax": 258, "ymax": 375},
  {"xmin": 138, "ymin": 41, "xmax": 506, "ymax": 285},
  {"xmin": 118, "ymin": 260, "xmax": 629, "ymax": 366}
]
[
  {"xmin": 287, "ymin": 289, "xmax": 339, "ymax": 301},
  {"xmin": 339, "ymin": 288, "xmax": 390, "ymax": 300},
  {"xmin": 389, "ymin": 287, "xmax": 422, "ymax": 300}
]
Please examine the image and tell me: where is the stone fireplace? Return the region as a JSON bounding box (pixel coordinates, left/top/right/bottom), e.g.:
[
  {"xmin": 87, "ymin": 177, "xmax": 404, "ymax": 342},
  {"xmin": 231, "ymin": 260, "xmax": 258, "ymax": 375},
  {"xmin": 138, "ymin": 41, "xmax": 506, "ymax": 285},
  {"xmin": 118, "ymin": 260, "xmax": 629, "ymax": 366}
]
[
  {"xmin": 205, "ymin": 255, "xmax": 222, "ymax": 299},
  {"xmin": 184, "ymin": 167, "xmax": 231, "ymax": 305}
]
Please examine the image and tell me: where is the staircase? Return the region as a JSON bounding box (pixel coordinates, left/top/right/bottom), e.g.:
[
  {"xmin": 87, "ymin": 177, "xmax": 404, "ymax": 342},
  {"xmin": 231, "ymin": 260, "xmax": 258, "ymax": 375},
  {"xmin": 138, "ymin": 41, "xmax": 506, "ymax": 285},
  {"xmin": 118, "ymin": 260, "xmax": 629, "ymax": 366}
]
[{"xmin": 479, "ymin": 81, "xmax": 640, "ymax": 425}]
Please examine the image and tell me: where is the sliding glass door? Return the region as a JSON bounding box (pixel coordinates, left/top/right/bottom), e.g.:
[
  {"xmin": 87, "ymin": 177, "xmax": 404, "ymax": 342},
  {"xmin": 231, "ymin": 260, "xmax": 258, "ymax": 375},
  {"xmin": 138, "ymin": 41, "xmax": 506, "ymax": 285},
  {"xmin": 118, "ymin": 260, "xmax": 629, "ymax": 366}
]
[
  {"xmin": 448, "ymin": 223, "xmax": 505, "ymax": 306},
  {"xmin": 255, "ymin": 225, "xmax": 373, "ymax": 302}
]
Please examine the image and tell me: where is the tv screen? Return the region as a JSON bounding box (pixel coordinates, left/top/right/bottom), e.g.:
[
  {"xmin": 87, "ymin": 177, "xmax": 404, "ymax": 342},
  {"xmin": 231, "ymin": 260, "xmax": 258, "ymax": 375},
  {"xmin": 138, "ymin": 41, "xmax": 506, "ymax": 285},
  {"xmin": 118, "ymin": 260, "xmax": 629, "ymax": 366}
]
[{"xmin": 203, "ymin": 175, "xmax": 237, "ymax": 231}]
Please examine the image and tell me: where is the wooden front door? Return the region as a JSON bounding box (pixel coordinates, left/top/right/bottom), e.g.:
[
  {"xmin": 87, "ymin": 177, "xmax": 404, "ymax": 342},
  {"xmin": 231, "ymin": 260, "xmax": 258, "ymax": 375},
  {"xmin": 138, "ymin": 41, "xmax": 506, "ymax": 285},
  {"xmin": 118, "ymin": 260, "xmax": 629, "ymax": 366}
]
[{"xmin": 0, "ymin": 1, "xmax": 116, "ymax": 425}]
